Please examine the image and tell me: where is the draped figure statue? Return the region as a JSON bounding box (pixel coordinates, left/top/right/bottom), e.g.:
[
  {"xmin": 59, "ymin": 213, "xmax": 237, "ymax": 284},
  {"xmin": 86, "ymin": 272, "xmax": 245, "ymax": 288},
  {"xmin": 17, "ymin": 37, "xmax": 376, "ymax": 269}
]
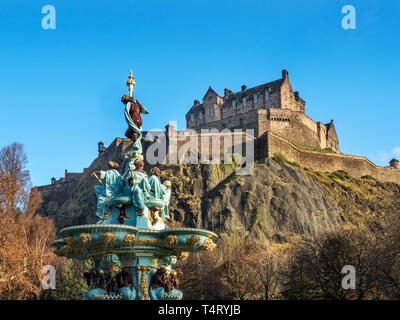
[
  {"xmin": 92, "ymin": 161, "xmax": 124, "ymax": 220},
  {"xmin": 121, "ymin": 95, "xmax": 149, "ymax": 155},
  {"xmin": 160, "ymin": 180, "xmax": 172, "ymax": 222},
  {"xmin": 124, "ymin": 158, "xmax": 151, "ymax": 216}
]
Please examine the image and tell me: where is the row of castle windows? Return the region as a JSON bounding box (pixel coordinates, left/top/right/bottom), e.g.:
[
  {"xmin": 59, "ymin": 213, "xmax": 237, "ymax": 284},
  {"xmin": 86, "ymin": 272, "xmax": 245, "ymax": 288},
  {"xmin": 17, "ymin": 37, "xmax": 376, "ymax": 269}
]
[
  {"xmin": 271, "ymin": 117, "xmax": 290, "ymax": 122},
  {"xmin": 232, "ymin": 91, "xmax": 270, "ymax": 110},
  {"xmin": 189, "ymin": 101, "xmax": 278, "ymax": 123},
  {"xmin": 189, "ymin": 90, "xmax": 278, "ymax": 123}
]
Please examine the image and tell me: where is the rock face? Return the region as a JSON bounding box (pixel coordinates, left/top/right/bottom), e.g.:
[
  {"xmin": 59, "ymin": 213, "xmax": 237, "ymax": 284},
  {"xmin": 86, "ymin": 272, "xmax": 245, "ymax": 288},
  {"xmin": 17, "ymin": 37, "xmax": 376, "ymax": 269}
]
[
  {"xmin": 38, "ymin": 140, "xmax": 400, "ymax": 241},
  {"xmin": 200, "ymin": 160, "xmax": 342, "ymax": 241}
]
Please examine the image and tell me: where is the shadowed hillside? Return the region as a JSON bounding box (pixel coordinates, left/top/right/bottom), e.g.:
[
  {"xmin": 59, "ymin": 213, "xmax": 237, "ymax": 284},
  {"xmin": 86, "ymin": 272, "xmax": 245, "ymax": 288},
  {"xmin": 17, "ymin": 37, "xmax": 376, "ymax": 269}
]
[{"xmin": 38, "ymin": 142, "xmax": 400, "ymax": 241}]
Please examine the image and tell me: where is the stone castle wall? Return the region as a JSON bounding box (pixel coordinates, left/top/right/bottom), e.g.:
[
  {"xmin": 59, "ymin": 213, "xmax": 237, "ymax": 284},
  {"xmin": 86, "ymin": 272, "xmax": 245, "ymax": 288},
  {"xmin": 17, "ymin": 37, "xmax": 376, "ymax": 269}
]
[
  {"xmin": 160, "ymin": 127, "xmax": 400, "ymax": 184},
  {"xmin": 36, "ymin": 127, "xmax": 400, "ymax": 197},
  {"xmin": 263, "ymin": 132, "xmax": 400, "ymax": 183},
  {"xmin": 266, "ymin": 109, "xmax": 325, "ymax": 149},
  {"xmin": 186, "ymin": 108, "xmax": 337, "ymax": 152}
]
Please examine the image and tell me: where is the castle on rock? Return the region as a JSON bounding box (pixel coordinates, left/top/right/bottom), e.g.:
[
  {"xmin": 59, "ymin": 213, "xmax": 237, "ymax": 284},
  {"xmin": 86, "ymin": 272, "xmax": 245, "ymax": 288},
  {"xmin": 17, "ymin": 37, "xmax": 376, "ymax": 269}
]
[{"xmin": 186, "ymin": 70, "xmax": 339, "ymax": 153}]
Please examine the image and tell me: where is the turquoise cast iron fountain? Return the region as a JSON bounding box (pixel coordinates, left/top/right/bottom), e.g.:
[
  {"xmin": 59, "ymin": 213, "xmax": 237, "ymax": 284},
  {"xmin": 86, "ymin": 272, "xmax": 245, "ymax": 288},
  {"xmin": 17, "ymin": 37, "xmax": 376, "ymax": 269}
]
[{"xmin": 53, "ymin": 71, "xmax": 217, "ymax": 300}]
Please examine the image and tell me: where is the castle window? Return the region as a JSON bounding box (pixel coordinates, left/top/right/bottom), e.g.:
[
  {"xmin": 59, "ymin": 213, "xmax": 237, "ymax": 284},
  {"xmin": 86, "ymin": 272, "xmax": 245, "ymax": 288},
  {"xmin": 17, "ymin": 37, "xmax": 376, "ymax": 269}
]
[
  {"xmin": 243, "ymin": 96, "xmax": 247, "ymax": 107},
  {"xmin": 271, "ymin": 103, "xmax": 277, "ymax": 108},
  {"xmin": 208, "ymin": 108, "xmax": 214, "ymax": 118},
  {"xmin": 232, "ymin": 99, "xmax": 237, "ymax": 110},
  {"xmin": 265, "ymin": 90, "xmax": 270, "ymax": 100},
  {"xmin": 199, "ymin": 112, "xmax": 203, "ymax": 120},
  {"xmin": 191, "ymin": 114, "xmax": 195, "ymax": 122},
  {"xmin": 254, "ymin": 94, "xmax": 258, "ymax": 104}
]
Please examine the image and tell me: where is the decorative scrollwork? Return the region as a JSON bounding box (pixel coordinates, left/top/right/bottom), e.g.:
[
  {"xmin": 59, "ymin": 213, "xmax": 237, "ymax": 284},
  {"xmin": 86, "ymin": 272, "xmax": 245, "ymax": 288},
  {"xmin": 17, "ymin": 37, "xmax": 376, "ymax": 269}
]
[{"xmin": 137, "ymin": 266, "xmax": 151, "ymax": 300}]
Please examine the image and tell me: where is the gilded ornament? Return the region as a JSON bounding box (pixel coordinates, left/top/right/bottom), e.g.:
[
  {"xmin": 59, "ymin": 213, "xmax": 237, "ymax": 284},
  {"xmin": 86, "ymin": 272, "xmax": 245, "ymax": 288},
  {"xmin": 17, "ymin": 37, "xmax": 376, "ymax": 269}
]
[
  {"xmin": 166, "ymin": 234, "xmax": 178, "ymax": 245},
  {"xmin": 202, "ymin": 238, "xmax": 216, "ymax": 251},
  {"xmin": 111, "ymin": 263, "xmax": 121, "ymax": 273},
  {"xmin": 137, "ymin": 266, "xmax": 151, "ymax": 300},
  {"xmin": 151, "ymin": 259, "xmax": 158, "ymax": 267},
  {"xmin": 100, "ymin": 232, "xmax": 116, "ymax": 244},
  {"xmin": 178, "ymin": 252, "xmax": 189, "ymax": 261},
  {"xmin": 79, "ymin": 233, "xmax": 92, "ymax": 244},
  {"xmin": 186, "ymin": 235, "xmax": 200, "ymax": 246},
  {"xmin": 124, "ymin": 233, "xmax": 136, "ymax": 244},
  {"xmin": 63, "ymin": 236, "xmax": 76, "ymax": 247}
]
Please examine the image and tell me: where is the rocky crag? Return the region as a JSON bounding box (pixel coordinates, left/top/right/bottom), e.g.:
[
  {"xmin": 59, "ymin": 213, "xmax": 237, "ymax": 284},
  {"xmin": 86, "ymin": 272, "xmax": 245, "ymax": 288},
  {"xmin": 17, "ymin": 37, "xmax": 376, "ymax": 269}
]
[{"xmin": 38, "ymin": 139, "xmax": 400, "ymax": 241}]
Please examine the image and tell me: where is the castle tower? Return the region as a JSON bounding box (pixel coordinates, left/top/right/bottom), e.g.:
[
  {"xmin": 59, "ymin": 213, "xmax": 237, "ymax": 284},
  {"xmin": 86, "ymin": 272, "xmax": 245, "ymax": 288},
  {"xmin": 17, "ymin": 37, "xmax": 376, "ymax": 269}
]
[
  {"xmin": 390, "ymin": 158, "xmax": 399, "ymax": 168},
  {"xmin": 98, "ymin": 141, "xmax": 106, "ymax": 156}
]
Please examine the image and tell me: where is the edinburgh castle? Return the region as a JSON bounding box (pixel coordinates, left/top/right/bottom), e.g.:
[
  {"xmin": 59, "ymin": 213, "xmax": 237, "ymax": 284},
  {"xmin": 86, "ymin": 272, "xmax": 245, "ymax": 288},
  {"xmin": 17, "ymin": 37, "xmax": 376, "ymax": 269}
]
[
  {"xmin": 38, "ymin": 69, "xmax": 400, "ymax": 197},
  {"xmin": 186, "ymin": 70, "xmax": 339, "ymax": 153}
]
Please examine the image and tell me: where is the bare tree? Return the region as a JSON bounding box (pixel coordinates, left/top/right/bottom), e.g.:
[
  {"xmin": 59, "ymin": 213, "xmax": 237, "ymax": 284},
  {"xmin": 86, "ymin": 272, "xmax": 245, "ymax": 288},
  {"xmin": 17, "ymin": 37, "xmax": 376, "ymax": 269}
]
[
  {"xmin": 0, "ymin": 142, "xmax": 57, "ymax": 299},
  {"xmin": 0, "ymin": 142, "xmax": 30, "ymax": 213}
]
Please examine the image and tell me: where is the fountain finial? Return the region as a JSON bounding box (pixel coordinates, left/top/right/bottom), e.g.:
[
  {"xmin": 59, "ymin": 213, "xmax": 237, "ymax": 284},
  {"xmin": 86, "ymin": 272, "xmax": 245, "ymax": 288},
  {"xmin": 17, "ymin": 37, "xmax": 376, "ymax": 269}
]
[{"xmin": 127, "ymin": 70, "xmax": 135, "ymax": 97}]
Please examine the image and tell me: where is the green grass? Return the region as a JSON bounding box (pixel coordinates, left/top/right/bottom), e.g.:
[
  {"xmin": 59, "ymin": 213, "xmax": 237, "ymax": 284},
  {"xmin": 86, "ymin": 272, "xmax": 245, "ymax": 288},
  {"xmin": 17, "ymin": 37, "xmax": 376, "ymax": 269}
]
[
  {"xmin": 272, "ymin": 152, "xmax": 287, "ymax": 163},
  {"xmin": 294, "ymin": 144, "xmax": 335, "ymax": 154},
  {"xmin": 327, "ymin": 171, "xmax": 350, "ymax": 181},
  {"xmin": 272, "ymin": 153, "xmax": 300, "ymax": 167}
]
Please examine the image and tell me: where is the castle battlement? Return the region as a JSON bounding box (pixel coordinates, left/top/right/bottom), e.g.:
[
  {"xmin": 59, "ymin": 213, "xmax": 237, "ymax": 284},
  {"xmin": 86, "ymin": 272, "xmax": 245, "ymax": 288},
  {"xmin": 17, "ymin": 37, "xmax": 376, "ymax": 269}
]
[{"xmin": 37, "ymin": 169, "xmax": 84, "ymax": 193}]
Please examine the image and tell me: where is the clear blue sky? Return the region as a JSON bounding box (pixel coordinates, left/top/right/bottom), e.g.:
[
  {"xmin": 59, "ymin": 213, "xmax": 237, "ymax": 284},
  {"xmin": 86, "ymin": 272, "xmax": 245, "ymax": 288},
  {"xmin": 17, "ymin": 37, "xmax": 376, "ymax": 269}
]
[{"xmin": 0, "ymin": 0, "xmax": 399, "ymax": 187}]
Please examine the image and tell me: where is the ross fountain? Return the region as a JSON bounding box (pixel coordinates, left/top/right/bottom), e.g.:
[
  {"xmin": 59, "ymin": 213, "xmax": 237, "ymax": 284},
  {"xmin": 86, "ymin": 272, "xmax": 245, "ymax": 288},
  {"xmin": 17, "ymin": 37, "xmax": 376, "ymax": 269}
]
[{"xmin": 53, "ymin": 71, "xmax": 218, "ymax": 300}]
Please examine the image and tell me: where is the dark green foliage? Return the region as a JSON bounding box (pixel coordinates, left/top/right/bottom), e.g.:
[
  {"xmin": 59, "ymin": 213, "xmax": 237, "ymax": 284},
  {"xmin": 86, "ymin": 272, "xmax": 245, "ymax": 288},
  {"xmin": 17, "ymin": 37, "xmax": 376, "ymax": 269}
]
[{"xmin": 49, "ymin": 259, "xmax": 92, "ymax": 300}]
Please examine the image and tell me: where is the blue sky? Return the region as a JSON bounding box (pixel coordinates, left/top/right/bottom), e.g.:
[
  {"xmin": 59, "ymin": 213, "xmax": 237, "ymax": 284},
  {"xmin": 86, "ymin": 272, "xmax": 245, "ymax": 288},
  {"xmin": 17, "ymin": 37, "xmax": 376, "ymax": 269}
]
[{"xmin": 0, "ymin": 0, "xmax": 399, "ymax": 187}]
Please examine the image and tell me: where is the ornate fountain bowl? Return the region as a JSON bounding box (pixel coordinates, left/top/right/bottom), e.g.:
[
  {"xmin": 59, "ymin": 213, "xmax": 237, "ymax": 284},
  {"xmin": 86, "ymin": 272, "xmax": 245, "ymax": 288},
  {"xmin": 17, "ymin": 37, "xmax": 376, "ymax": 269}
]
[
  {"xmin": 53, "ymin": 224, "xmax": 217, "ymax": 263},
  {"xmin": 53, "ymin": 224, "xmax": 218, "ymax": 300}
]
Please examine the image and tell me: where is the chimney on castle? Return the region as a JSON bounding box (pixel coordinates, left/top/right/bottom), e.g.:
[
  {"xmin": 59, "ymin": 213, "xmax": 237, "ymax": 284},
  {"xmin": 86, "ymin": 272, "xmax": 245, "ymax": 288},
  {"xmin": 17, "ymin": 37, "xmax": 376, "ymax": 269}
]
[
  {"xmin": 194, "ymin": 99, "xmax": 200, "ymax": 106},
  {"xmin": 241, "ymin": 85, "xmax": 247, "ymax": 91},
  {"xmin": 294, "ymin": 91, "xmax": 299, "ymax": 100},
  {"xmin": 65, "ymin": 169, "xmax": 68, "ymax": 178},
  {"xmin": 98, "ymin": 141, "xmax": 106, "ymax": 156},
  {"xmin": 51, "ymin": 177, "xmax": 56, "ymax": 185},
  {"xmin": 282, "ymin": 69, "xmax": 289, "ymax": 80}
]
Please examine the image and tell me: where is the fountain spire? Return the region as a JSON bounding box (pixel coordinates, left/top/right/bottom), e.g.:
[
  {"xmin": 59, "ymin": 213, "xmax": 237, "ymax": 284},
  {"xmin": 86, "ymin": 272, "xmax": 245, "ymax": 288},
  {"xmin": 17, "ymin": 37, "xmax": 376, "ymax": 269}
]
[{"xmin": 126, "ymin": 70, "xmax": 135, "ymax": 98}]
